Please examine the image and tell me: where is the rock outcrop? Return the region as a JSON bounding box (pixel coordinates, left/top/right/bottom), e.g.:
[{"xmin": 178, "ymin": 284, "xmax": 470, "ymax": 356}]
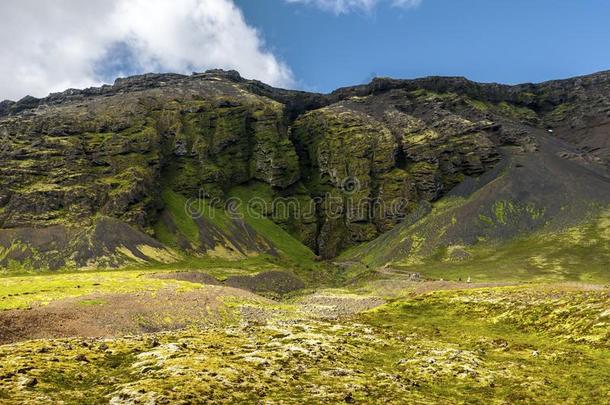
[{"xmin": 0, "ymin": 69, "xmax": 609, "ymax": 268}]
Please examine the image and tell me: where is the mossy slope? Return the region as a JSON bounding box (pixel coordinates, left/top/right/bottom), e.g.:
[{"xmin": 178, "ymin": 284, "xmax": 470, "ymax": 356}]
[
  {"xmin": 344, "ymin": 130, "xmax": 610, "ymax": 281},
  {"xmin": 1, "ymin": 69, "xmax": 609, "ymax": 273}
]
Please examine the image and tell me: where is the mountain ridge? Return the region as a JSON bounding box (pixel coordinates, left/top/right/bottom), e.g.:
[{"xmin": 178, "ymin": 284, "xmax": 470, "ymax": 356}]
[
  {"xmin": 5, "ymin": 68, "xmax": 610, "ymax": 115},
  {"xmin": 0, "ymin": 69, "xmax": 608, "ymax": 272}
]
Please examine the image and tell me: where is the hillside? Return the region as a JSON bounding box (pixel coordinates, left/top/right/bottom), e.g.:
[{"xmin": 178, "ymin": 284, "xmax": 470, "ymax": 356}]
[
  {"xmin": 0, "ymin": 70, "xmax": 609, "ymax": 404},
  {"xmin": 0, "ymin": 69, "xmax": 609, "ymax": 275}
]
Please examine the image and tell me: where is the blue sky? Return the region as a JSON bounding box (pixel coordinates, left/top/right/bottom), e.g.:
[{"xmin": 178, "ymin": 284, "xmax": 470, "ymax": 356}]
[
  {"xmin": 237, "ymin": 0, "xmax": 610, "ymax": 92},
  {"xmin": 2, "ymin": 0, "xmax": 610, "ymax": 100}
]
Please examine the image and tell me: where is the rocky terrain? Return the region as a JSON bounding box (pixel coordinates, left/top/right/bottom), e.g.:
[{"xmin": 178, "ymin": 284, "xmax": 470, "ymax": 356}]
[
  {"xmin": 1, "ymin": 69, "xmax": 608, "ymax": 270},
  {"xmin": 0, "ymin": 70, "xmax": 609, "ymax": 404},
  {"xmin": 0, "ymin": 275, "xmax": 607, "ymax": 404}
]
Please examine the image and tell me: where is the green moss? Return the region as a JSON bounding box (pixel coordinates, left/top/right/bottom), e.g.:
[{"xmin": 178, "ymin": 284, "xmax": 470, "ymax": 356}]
[
  {"xmin": 409, "ymin": 89, "xmax": 459, "ymax": 103},
  {"xmin": 495, "ymin": 102, "xmax": 539, "ymax": 123},
  {"xmin": 229, "ymin": 183, "xmax": 316, "ymax": 265},
  {"xmin": 478, "ymin": 214, "xmax": 494, "ymax": 226},
  {"xmin": 493, "ymin": 200, "xmax": 513, "ymax": 224},
  {"xmin": 153, "ymin": 219, "xmax": 176, "ymax": 248},
  {"xmin": 408, "ymin": 161, "xmax": 437, "ymax": 173},
  {"xmin": 0, "ymin": 269, "xmax": 201, "ymax": 310},
  {"xmin": 548, "ymin": 103, "xmax": 574, "ymax": 122},
  {"xmin": 517, "ymin": 92, "xmax": 537, "ymax": 104},
  {"xmin": 401, "ymin": 209, "xmax": 610, "ymax": 283},
  {"xmin": 159, "ymin": 190, "xmax": 199, "ymax": 244},
  {"xmin": 409, "ymin": 89, "xmax": 429, "ymax": 98},
  {"xmin": 0, "ymin": 284, "xmax": 607, "ymax": 404},
  {"xmin": 77, "ymin": 299, "xmax": 107, "ymax": 307},
  {"xmin": 466, "ymin": 98, "xmax": 490, "ymax": 111}
]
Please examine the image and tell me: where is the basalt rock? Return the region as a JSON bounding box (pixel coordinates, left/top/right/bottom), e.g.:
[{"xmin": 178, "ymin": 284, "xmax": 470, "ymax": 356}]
[{"xmin": 0, "ymin": 69, "xmax": 609, "ymax": 267}]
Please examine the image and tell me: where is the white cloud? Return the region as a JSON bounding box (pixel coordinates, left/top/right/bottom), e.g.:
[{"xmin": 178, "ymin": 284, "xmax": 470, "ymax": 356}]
[
  {"xmin": 285, "ymin": 0, "xmax": 421, "ymax": 14},
  {"xmin": 0, "ymin": 0, "xmax": 293, "ymax": 101}
]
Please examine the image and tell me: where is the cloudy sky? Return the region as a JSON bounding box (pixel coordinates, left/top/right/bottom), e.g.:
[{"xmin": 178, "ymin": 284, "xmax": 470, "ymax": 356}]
[{"xmin": 2, "ymin": 0, "xmax": 610, "ymax": 100}]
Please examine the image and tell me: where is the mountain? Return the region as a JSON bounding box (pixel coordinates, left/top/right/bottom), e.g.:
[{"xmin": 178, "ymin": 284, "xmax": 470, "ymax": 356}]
[{"xmin": 0, "ymin": 69, "xmax": 608, "ymax": 273}]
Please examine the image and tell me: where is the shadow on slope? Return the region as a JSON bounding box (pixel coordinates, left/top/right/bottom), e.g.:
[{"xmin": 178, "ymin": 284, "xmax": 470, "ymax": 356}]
[{"xmin": 0, "ymin": 217, "xmax": 178, "ymax": 272}]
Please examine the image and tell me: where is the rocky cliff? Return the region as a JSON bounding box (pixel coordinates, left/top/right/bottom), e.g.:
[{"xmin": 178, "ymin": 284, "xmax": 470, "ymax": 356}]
[{"xmin": 0, "ymin": 69, "xmax": 609, "ymax": 270}]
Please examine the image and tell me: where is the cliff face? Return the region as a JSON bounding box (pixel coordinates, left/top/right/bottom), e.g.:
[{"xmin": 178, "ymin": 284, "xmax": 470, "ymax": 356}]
[
  {"xmin": 0, "ymin": 69, "xmax": 609, "ymax": 269},
  {"xmin": 0, "ymin": 73, "xmax": 296, "ymax": 228}
]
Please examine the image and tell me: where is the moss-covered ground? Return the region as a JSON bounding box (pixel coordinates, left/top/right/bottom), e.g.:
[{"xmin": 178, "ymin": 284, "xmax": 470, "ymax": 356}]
[
  {"xmin": 0, "ymin": 281, "xmax": 607, "ymax": 404},
  {"xmin": 0, "ymin": 189, "xmax": 608, "ymax": 403}
]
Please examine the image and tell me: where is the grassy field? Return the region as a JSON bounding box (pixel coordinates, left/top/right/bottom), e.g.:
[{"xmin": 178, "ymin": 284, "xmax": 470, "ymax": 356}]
[
  {"xmin": 0, "ymin": 195, "xmax": 608, "ymax": 403},
  {"xmin": 0, "ymin": 282, "xmax": 607, "ymax": 404}
]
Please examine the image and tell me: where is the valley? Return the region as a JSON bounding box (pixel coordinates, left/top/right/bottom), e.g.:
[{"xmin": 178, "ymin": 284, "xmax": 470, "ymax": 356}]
[{"xmin": 0, "ymin": 69, "xmax": 608, "ymax": 404}]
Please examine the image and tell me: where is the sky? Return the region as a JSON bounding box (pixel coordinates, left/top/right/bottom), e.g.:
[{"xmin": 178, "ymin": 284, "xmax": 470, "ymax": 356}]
[{"xmin": 2, "ymin": 0, "xmax": 610, "ymax": 100}]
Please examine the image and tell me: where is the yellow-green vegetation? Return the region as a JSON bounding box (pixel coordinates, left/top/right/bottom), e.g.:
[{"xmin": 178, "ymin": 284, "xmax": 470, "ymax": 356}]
[
  {"xmin": 152, "ymin": 255, "xmax": 281, "ymax": 279},
  {"xmin": 228, "ymin": 183, "xmax": 317, "ymax": 265},
  {"xmin": 548, "ymin": 103, "xmax": 574, "ymax": 122},
  {"xmin": 2, "ymin": 66, "xmax": 610, "ymax": 404},
  {"xmin": 402, "ymin": 209, "xmax": 610, "ymax": 283},
  {"xmin": 495, "ymin": 101, "xmax": 539, "ymax": 123},
  {"xmin": 340, "ymin": 196, "xmax": 464, "ymax": 267},
  {"xmin": 466, "ymin": 98, "xmax": 490, "ymax": 111},
  {"xmin": 0, "ymin": 252, "xmax": 302, "ymax": 311},
  {"xmin": 351, "ymin": 206, "xmax": 610, "ymax": 283},
  {"xmin": 408, "ymin": 89, "xmax": 460, "ymax": 103},
  {"xmin": 517, "ymin": 91, "xmax": 537, "ymax": 104},
  {"xmin": 486, "ymin": 199, "xmax": 544, "ymax": 225},
  {"xmin": 150, "ymin": 185, "xmax": 343, "ymax": 286},
  {"xmin": 154, "ymin": 189, "xmax": 234, "ymax": 250},
  {"xmin": 0, "ymin": 284, "xmax": 607, "ymax": 404},
  {"xmin": 0, "ymin": 269, "xmax": 201, "ymax": 310}
]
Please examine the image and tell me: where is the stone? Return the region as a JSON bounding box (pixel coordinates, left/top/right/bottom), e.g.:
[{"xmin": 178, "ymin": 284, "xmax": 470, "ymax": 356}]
[
  {"xmin": 1, "ymin": 68, "xmax": 608, "ymax": 268},
  {"xmin": 74, "ymin": 354, "xmax": 89, "ymax": 363},
  {"xmin": 20, "ymin": 377, "xmax": 37, "ymax": 388}
]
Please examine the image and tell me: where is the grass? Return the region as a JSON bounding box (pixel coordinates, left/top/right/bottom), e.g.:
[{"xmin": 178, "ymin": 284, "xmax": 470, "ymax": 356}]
[
  {"xmin": 226, "ymin": 183, "xmax": 356, "ymax": 287},
  {"xmin": 76, "ymin": 299, "xmax": 107, "ymax": 307},
  {"xmin": 0, "ymin": 284, "xmax": 607, "ymax": 404},
  {"xmin": 1, "ymin": 74, "xmax": 608, "ymax": 403},
  {"xmin": 0, "ymin": 269, "xmax": 202, "ymax": 310},
  {"xmin": 342, "ymin": 189, "xmax": 610, "ymax": 283},
  {"xmin": 145, "ymin": 185, "xmax": 346, "ymax": 286},
  {"xmin": 153, "ymin": 190, "xmax": 201, "ymax": 248},
  {"xmin": 358, "ymin": 286, "xmax": 610, "ymax": 403},
  {"xmin": 228, "ymin": 183, "xmax": 317, "ymax": 265},
  {"xmin": 401, "ymin": 210, "xmax": 610, "ymax": 283},
  {"xmin": 0, "ymin": 248, "xmax": 304, "ymax": 310},
  {"xmin": 466, "ymin": 98, "xmax": 490, "ymax": 111},
  {"xmin": 163, "ymin": 189, "xmax": 199, "ymax": 240},
  {"xmin": 153, "ymin": 185, "xmax": 326, "ymax": 280},
  {"xmin": 149, "ymin": 255, "xmax": 281, "ymax": 280},
  {"xmin": 0, "ymin": 251, "xmax": 344, "ymax": 311},
  {"xmin": 1, "ymin": 161, "xmax": 607, "ymax": 403}
]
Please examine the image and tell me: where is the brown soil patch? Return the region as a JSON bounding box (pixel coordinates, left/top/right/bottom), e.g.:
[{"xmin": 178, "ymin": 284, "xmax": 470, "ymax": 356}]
[{"xmin": 0, "ymin": 285, "xmax": 269, "ymax": 344}]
